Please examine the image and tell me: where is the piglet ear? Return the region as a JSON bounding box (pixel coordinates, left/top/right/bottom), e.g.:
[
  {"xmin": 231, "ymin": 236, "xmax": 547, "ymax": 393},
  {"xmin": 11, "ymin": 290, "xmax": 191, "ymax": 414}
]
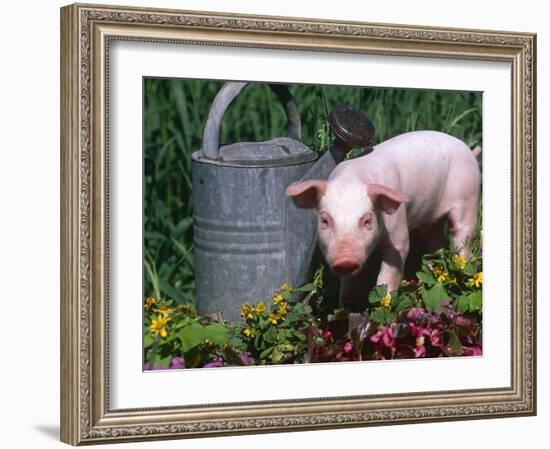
[
  {"xmin": 367, "ymin": 183, "xmax": 409, "ymax": 215},
  {"xmin": 286, "ymin": 180, "xmax": 327, "ymax": 209}
]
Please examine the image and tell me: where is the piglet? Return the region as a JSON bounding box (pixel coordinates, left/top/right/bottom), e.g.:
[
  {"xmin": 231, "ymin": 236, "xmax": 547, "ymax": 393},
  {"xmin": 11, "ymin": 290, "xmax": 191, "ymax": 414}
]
[{"xmin": 287, "ymin": 130, "xmax": 481, "ymax": 307}]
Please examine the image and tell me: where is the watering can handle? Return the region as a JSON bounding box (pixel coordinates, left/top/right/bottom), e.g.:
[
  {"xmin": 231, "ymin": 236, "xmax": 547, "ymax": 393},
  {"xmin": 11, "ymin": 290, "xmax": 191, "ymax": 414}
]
[{"xmin": 201, "ymin": 82, "xmax": 302, "ymax": 160}]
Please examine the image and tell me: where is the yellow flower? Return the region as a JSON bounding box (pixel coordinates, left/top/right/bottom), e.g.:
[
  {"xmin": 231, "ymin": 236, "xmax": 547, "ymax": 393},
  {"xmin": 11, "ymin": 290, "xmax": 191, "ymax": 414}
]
[
  {"xmin": 468, "ymin": 272, "xmax": 483, "ymax": 288},
  {"xmin": 273, "ymin": 294, "xmax": 284, "ymax": 304},
  {"xmin": 268, "ymin": 314, "xmax": 279, "ymax": 325},
  {"xmin": 203, "ymin": 338, "xmax": 213, "ymax": 347},
  {"xmin": 277, "ymin": 301, "xmax": 288, "ymax": 316},
  {"xmin": 176, "ymin": 304, "xmax": 195, "ymax": 315},
  {"xmin": 144, "ymin": 296, "xmax": 157, "ymax": 309},
  {"xmin": 155, "ymin": 305, "xmax": 173, "ymax": 317},
  {"xmin": 150, "ymin": 314, "xmax": 170, "ymax": 338},
  {"xmin": 432, "ymin": 266, "xmax": 448, "ymax": 283},
  {"xmin": 453, "ymin": 255, "xmax": 467, "ymax": 270},
  {"xmin": 280, "ymin": 283, "xmax": 291, "ymax": 291},
  {"xmin": 241, "ymin": 303, "xmax": 254, "ymax": 320},
  {"xmin": 380, "ymin": 294, "xmax": 392, "ymax": 309},
  {"xmin": 448, "ymin": 273, "xmax": 457, "ymax": 284},
  {"xmin": 243, "ymin": 327, "xmax": 254, "ymax": 337},
  {"xmin": 254, "ymin": 302, "xmax": 267, "ymax": 314}
]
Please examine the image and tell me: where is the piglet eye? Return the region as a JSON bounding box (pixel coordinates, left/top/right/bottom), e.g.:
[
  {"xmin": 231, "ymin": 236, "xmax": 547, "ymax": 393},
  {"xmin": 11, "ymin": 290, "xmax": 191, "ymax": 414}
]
[
  {"xmin": 361, "ymin": 213, "xmax": 373, "ymax": 228},
  {"xmin": 319, "ymin": 212, "xmax": 332, "ymax": 229}
]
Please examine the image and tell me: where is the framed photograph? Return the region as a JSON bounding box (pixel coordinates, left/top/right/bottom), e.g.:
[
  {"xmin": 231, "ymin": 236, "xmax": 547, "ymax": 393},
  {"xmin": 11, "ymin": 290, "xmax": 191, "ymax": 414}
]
[{"xmin": 60, "ymin": 2, "xmax": 536, "ymax": 445}]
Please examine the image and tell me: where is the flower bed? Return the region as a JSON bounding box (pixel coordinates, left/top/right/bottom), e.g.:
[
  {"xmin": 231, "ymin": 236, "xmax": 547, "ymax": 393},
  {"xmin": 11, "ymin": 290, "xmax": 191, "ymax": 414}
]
[{"xmin": 144, "ymin": 245, "xmax": 482, "ymax": 370}]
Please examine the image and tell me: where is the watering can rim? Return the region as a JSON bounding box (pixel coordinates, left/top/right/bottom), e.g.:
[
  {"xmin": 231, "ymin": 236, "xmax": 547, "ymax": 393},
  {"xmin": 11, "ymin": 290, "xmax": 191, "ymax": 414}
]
[{"xmin": 191, "ymin": 148, "xmax": 319, "ymax": 169}]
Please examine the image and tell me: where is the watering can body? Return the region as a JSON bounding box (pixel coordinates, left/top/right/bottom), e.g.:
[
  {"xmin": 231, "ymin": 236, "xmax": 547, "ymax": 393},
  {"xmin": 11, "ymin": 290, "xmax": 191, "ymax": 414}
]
[{"xmin": 191, "ymin": 82, "xmax": 371, "ymax": 321}]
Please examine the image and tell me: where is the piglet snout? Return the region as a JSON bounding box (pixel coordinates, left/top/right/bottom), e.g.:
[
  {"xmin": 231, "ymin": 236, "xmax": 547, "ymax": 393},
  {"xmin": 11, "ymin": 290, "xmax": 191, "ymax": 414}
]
[{"xmin": 331, "ymin": 259, "xmax": 360, "ymax": 276}]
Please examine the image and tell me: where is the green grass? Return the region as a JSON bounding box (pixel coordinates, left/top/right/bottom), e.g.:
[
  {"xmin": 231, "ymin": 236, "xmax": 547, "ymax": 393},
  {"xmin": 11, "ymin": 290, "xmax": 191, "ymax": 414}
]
[{"xmin": 143, "ymin": 78, "xmax": 482, "ymax": 306}]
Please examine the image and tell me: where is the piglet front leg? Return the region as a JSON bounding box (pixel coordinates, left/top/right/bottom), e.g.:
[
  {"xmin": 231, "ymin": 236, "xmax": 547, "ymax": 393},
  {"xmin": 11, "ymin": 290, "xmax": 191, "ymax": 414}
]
[
  {"xmin": 376, "ymin": 245, "xmax": 408, "ymax": 291},
  {"xmin": 375, "ymin": 219, "xmax": 410, "ymax": 292}
]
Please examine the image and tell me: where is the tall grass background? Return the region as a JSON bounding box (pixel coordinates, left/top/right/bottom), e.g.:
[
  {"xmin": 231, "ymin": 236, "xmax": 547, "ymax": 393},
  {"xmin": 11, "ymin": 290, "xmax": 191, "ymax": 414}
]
[{"xmin": 143, "ymin": 79, "xmax": 482, "ymax": 306}]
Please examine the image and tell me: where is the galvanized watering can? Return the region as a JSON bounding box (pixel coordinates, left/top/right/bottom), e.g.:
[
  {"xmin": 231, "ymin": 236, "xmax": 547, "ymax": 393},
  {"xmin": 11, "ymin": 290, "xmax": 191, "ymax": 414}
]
[{"xmin": 192, "ymin": 82, "xmax": 374, "ymax": 320}]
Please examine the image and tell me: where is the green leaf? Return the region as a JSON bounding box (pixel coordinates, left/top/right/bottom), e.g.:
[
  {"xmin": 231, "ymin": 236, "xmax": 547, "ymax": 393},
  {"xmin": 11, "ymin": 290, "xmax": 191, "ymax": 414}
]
[
  {"xmin": 271, "ymin": 346, "xmax": 283, "ymax": 362},
  {"xmin": 394, "ymin": 296, "xmax": 413, "ymax": 313},
  {"xmin": 294, "ymin": 283, "xmax": 316, "ymax": 292},
  {"xmin": 295, "ymin": 331, "xmax": 307, "ymax": 342},
  {"xmin": 261, "ymin": 326, "xmax": 277, "ymax": 344},
  {"xmin": 447, "ymin": 331, "xmax": 463, "ymax": 356},
  {"xmin": 204, "ymin": 324, "xmax": 229, "ymax": 346},
  {"xmin": 416, "ymin": 271, "xmax": 437, "ymax": 285},
  {"xmin": 370, "ymin": 308, "xmax": 394, "ymax": 325},
  {"xmin": 422, "ymin": 283, "xmax": 449, "ymax": 312},
  {"xmin": 455, "ymin": 295, "xmax": 471, "ymax": 313},
  {"xmin": 313, "ymin": 264, "xmax": 325, "ymax": 290},
  {"xmin": 259, "ymin": 346, "xmax": 274, "ymax": 359},
  {"xmin": 463, "ymin": 262, "xmax": 476, "ymax": 276},
  {"xmin": 221, "ymin": 346, "xmax": 245, "ymax": 366},
  {"xmin": 179, "ymin": 323, "xmax": 205, "ymax": 352},
  {"xmin": 254, "ymin": 334, "xmax": 262, "ymax": 349},
  {"xmin": 172, "ymin": 316, "xmax": 193, "ymax": 330},
  {"xmin": 157, "ymin": 354, "xmax": 172, "ymax": 367},
  {"xmin": 158, "ymin": 279, "xmax": 187, "ymax": 305},
  {"xmin": 281, "ymin": 290, "xmax": 292, "ymax": 300},
  {"xmin": 368, "ymin": 285, "xmax": 388, "ymax": 304},
  {"xmin": 171, "ymin": 238, "xmax": 194, "ymax": 270},
  {"xmin": 171, "ymin": 217, "xmax": 194, "ymax": 239},
  {"xmin": 144, "ymin": 230, "xmax": 167, "ymax": 241},
  {"xmin": 228, "ymin": 336, "xmax": 247, "ymax": 351},
  {"xmin": 444, "ymin": 107, "xmax": 479, "ymax": 132},
  {"xmin": 279, "ymin": 343, "xmax": 295, "ymax": 353},
  {"xmin": 143, "ymin": 257, "xmax": 161, "ymax": 301},
  {"xmin": 143, "ymin": 332, "xmax": 155, "ymax": 348},
  {"xmin": 468, "ymin": 290, "xmax": 482, "ymax": 311}
]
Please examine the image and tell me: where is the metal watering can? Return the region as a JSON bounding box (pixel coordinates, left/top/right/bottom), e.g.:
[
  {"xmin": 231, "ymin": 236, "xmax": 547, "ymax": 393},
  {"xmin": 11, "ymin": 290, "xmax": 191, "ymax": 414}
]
[{"xmin": 191, "ymin": 82, "xmax": 374, "ymax": 320}]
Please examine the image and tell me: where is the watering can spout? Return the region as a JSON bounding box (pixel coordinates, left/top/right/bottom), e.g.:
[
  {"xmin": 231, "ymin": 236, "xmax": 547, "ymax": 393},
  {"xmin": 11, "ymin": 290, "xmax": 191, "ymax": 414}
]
[{"xmin": 285, "ymin": 105, "xmax": 375, "ymax": 288}]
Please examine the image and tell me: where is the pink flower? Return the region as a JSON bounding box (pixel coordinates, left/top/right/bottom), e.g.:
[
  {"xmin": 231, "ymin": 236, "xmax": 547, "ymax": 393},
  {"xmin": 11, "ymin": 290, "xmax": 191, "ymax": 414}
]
[
  {"xmin": 409, "ymin": 322, "xmax": 428, "ymax": 337},
  {"xmin": 462, "ymin": 346, "xmax": 482, "ymax": 356},
  {"xmin": 414, "ymin": 336, "xmax": 426, "ymax": 357},
  {"xmin": 370, "ymin": 326, "xmax": 394, "ymax": 348},
  {"xmin": 239, "ymin": 352, "xmax": 255, "ymax": 365},
  {"xmin": 428, "ymin": 328, "xmax": 441, "ymax": 347},
  {"xmin": 407, "ymin": 308, "xmax": 425, "ymax": 321},
  {"xmin": 169, "ymin": 357, "xmax": 185, "ymax": 369},
  {"xmin": 322, "ymin": 330, "xmax": 334, "ymax": 342},
  {"xmin": 203, "ymin": 356, "xmax": 224, "ymax": 368},
  {"xmin": 343, "ymin": 340, "xmax": 353, "ymax": 354},
  {"xmin": 208, "ymin": 311, "xmax": 221, "ymax": 321},
  {"xmin": 414, "ymin": 345, "xmax": 426, "ymax": 357}
]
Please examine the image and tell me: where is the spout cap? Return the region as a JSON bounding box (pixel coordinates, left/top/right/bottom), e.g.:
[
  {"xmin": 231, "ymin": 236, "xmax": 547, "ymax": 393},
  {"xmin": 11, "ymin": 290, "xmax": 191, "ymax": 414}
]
[{"xmin": 329, "ymin": 106, "xmax": 375, "ymax": 150}]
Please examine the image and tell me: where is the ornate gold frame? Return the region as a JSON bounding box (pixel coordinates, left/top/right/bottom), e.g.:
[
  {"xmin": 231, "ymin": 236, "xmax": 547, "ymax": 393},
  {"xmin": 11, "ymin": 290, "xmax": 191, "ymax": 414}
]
[{"xmin": 60, "ymin": 3, "xmax": 536, "ymax": 445}]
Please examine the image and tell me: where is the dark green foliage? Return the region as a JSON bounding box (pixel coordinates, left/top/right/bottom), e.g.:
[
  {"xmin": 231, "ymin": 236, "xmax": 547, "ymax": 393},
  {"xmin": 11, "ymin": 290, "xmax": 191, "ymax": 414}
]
[{"xmin": 143, "ymin": 78, "xmax": 482, "ymax": 304}]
